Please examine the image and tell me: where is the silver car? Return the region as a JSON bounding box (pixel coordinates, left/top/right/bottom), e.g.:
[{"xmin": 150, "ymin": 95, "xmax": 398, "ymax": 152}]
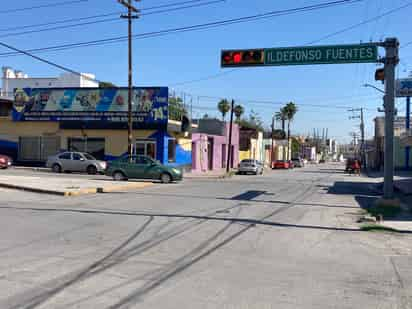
[
  {"xmin": 46, "ymin": 152, "xmax": 107, "ymax": 174},
  {"xmin": 238, "ymin": 159, "xmax": 264, "ymax": 175}
]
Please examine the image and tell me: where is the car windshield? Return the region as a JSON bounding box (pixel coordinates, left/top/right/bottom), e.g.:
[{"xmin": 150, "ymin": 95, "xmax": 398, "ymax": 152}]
[{"xmin": 83, "ymin": 153, "xmax": 96, "ymax": 160}]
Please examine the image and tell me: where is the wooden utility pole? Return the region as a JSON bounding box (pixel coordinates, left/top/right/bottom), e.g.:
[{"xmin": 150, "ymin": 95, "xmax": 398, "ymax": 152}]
[
  {"xmin": 118, "ymin": 0, "xmax": 139, "ymax": 157},
  {"xmin": 226, "ymin": 99, "xmax": 234, "ymax": 173}
]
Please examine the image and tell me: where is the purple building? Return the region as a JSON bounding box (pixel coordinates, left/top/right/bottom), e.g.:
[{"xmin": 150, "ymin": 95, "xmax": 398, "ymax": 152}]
[{"xmin": 191, "ymin": 119, "xmax": 239, "ymax": 173}]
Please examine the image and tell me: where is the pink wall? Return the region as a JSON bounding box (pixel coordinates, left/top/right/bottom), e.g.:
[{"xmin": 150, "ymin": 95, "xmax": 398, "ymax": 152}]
[{"xmin": 191, "ymin": 123, "xmax": 239, "ymax": 172}]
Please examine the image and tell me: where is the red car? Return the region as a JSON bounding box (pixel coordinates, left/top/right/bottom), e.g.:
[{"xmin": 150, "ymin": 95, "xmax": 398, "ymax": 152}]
[
  {"xmin": 272, "ymin": 160, "xmax": 290, "ymax": 169},
  {"xmin": 0, "ymin": 154, "xmax": 12, "ymax": 169}
]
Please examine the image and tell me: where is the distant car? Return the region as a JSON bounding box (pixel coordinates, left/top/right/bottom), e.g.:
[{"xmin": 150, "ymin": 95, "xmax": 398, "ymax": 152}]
[
  {"xmin": 292, "ymin": 158, "xmax": 304, "ymax": 168},
  {"xmin": 106, "ymin": 155, "xmax": 183, "ymax": 183},
  {"xmin": 0, "ymin": 154, "xmax": 12, "ymax": 169},
  {"xmin": 272, "ymin": 160, "xmax": 290, "ymax": 169},
  {"xmin": 238, "ymin": 159, "xmax": 264, "ymax": 175},
  {"xmin": 319, "ymin": 159, "xmax": 326, "ymax": 164},
  {"xmin": 46, "ymin": 152, "xmax": 107, "ymax": 174}
]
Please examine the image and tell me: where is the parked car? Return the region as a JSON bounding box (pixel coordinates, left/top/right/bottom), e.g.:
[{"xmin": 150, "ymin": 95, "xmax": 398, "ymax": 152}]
[
  {"xmin": 272, "ymin": 160, "xmax": 290, "ymax": 169},
  {"xmin": 238, "ymin": 159, "xmax": 264, "ymax": 175},
  {"xmin": 0, "ymin": 154, "xmax": 12, "ymax": 169},
  {"xmin": 46, "ymin": 152, "xmax": 107, "ymax": 174},
  {"xmin": 292, "ymin": 158, "xmax": 304, "ymax": 168},
  {"xmin": 319, "ymin": 159, "xmax": 326, "ymax": 164},
  {"xmin": 106, "ymin": 155, "xmax": 183, "ymax": 183}
]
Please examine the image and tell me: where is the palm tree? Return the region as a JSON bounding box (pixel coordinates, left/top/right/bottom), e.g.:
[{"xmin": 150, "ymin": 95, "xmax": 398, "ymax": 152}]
[
  {"xmin": 217, "ymin": 99, "xmax": 231, "ymax": 121},
  {"xmin": 275, "ymin": 109, "xmax": 287, "ymax": 134},
  {"xmin": 233, "ymin": 104, "xmax": 244, "ymax": 122},
  {"xmin": 283, "ymin": 102, "xmax": 298, "ymax": 160}
]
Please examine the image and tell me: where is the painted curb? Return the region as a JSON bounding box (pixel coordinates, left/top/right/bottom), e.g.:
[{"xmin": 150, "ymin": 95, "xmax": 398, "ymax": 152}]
[{"xmin": 97, "ymin": 182, "xmax": 153, "ymax": 193}]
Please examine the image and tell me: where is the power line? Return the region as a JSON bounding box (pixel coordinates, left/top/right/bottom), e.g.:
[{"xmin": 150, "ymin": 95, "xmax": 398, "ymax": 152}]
[
  {"xmin": 172, "ymin": 0, "xmax": 410, "ymax": 86},
  {"xmin": 0, "ymin": 0, "xmax": 225, "ymax": 39},
  {"xmin": 0, "ymin": 40, "xmax": 101, "ymax": 83},
  {"xmin": 0, "ymin": 0, "xmax": 88, "ymax": 15},
  {"xmin": 0, "ymin": 0, "xmax": 363, "ymax": 57},
  {"xmin": 307, "ymin": 1, "xmax": 412, "ymax": 45}
]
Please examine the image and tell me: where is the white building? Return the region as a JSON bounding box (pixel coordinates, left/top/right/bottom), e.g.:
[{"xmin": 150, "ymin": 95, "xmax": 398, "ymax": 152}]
[{"xmin": 1, "ymin": 67, "xmax": 98, "ymax": 99}]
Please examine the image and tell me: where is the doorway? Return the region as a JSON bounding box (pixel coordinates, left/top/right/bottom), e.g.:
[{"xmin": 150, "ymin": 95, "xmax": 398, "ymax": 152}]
[{"xmin": 207, "ymin": 137, "xmax": 214, "ymax": 170}]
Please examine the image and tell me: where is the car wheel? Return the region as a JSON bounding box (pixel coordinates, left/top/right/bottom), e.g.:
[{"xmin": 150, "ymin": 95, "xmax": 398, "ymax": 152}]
[
  {"xmin": 52, "ymin": 164, "xmax": 62, "ymax": 173},
  {"xmin": 160, "ymin": 173, "xmax": 172, "ymax": 184},
  {"xmin": 87, "ymin": 165, "xmax": 97, "ymax": 175},
  {"xmin": 113, "ymin": 171, "xmax": 126, "ymax": 181}
]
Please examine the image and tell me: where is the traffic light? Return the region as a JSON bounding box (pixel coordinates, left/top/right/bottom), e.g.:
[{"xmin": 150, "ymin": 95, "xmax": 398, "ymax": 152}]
[
  {"xmin": 221, "ymin": 49, "xmax": 264, "ymax": 67},
  {"xmin": 375, "ymin": 68, "xmax": 384, "ymax": 82}
]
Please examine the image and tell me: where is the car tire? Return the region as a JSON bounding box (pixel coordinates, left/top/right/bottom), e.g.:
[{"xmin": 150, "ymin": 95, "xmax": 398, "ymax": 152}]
[
  {"xmin": 87, "ymin": 165, "xmax": 97, "ymax": 175},
  {"xmin": 160, "ymin": 173, "xmax": 172, "ymax": 184},
  {"xmin": 113, "ymin": 171, "xmax": 126, "ymax": 181},
  {"xmin": 52, "ymin": 164, "xmax": 62, "ymax": 173}
]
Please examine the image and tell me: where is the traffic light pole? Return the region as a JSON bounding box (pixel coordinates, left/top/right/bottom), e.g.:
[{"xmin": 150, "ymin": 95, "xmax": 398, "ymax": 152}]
[
  {"xmin": 381, "ymin": 38, "xmax": 399, "ymax": 199},
  {"xmin": 271, "ymin": 115, "xmax": 275, "ymax": 166},
  {"xmin": 226, "ymin": 99, "xmax": 234, "ymax": 174}
]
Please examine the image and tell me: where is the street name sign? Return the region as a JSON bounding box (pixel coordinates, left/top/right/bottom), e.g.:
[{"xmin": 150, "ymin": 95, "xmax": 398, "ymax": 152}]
[
  {"xmin": 265, "ymin": 44, "xmax": 378, "ymax": 66},
  {"xmin": 396, "ymin": 78, "xmax": 412, "ymax": 97},
  {"xmin": 221, "ymin": 43, "xmax": 379, "ymax": 67}
]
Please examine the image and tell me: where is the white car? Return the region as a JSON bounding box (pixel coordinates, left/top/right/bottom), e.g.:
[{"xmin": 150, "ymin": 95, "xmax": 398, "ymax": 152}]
[
  {"xmin": 238, "ymin": 159, "xmax": 264, "ymax": 175},
  {"xmin": 46, "ymin": 152, "xmax": 107, "ymax": 174}
]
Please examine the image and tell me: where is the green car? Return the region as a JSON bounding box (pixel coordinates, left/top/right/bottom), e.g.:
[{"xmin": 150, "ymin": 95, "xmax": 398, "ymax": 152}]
[{"xmin": 106, "ymin": 155, "xmax": 183, "ymax": 183}]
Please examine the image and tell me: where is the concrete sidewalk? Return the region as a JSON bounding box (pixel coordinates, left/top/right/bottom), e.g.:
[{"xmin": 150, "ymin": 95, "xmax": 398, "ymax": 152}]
[{"xmin": 0, "ymin": 174, "xmax": 153, "ymax": 196}]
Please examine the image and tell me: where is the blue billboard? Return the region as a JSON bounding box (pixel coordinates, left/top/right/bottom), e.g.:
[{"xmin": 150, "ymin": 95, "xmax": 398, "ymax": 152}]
[{"xmin": 12, "ymin": 87, "xmax": 168, "ymax": 125}]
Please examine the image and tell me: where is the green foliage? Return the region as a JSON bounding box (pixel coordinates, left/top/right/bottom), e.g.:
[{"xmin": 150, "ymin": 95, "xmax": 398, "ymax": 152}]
[
  {"xmin": 238, "ymin": 110, "xmax": 264, "ymax": 131},
  {"xmin": 99, "ymin": 81, "xmax": 117, "ymax": 88},
  {"xmin": 217, "ymin": 99, "xmax": 231, "ymax": 120},
  {"xmin": 234, "ymin": 104, "xmax": 244, "ymax": 121},
  {"xmin": 169, "ymin": 96, "xmax": 187, "ymax": 121},
  {"xmin": 360, "ymin": 224, "xmax": 399, "ymax": 233},
  {"xmin": 291, "ymin": 137, "xmax": 301, "ymax": 157}
]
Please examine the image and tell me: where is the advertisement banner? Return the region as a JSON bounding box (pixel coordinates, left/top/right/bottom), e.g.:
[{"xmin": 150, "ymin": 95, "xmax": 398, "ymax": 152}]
[{"xmin": 12, "ymin": 87, "xmax": 168, "ymax": 124}]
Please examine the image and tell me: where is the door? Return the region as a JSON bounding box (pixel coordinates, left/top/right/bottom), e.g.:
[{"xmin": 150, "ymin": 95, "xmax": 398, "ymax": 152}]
[
  {"xmin": 207, "ymin": 137, "xmax": 214, "ymax": 170},
  {"xmin": 131, "ymin": 156, "xmax": 153, "ymax": 179},
  {"xmin": 72, "ymin": 152, "xmax": 88, "ymax": 172},
  {"xmin": 58, "ymin": 152, "xmax": 74, "ymax": 171}
]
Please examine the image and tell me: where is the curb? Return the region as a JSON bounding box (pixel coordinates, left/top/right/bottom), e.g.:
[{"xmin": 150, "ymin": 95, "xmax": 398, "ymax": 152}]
[
  {"xmin": 0, "ymin": 181, "xmax": 153, "ymax": 196},
  {"xmin": 97, "ymin": 182, "xmax": 153, "ymax": 193}
]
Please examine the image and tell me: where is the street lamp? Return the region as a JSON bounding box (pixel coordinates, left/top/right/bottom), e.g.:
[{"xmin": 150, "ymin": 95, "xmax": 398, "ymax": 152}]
[{"xmin": 363, "ymin": 83, "xmax": 385, "ymax": 94}]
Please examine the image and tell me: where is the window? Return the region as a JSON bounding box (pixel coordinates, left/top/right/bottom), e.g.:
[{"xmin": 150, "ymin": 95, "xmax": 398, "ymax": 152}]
[
  {"xmin": 59, "ymin": 152, "xmax": 71, "ymax": 160},
  {"xmin": 136, "ymin": 156, "xmax": 151, "ymax": 165},
  {"xmin": 168, "ymin": 139, "xmax": 176, "ymax": 163},
  {"xmin": 72, "ymin": 153, "xmax": 82, "ymax": 161},
  {"xmin": 83, "ymin": 153, "xmax": 95, "ymax": 160},
  {"xmin": 68, "ymin": 138, "xmax": 105, "ymax": 160},
  {"xmin": 135, "ymin": 139, "xmax": 156, "ymax": 159}
]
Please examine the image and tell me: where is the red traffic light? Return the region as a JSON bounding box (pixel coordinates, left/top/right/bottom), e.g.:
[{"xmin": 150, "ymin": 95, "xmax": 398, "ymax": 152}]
[{"xmin": 221, "ymin": 49, "xmax": 264, "ymax": 67}]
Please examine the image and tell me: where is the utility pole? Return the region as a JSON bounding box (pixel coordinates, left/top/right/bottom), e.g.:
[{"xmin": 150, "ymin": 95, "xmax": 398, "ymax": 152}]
[
  {"xmin": 406, "ymin": 96, "xmax": 410, "ymax": 170},
  {"xmin": 380, "ymin": 38, "xmax": 399, "ymax": 199},
  {"xmin": 349, "ymin": 108, "xmax": 365, "ymax": 168},
  {"xmin": 271, "ymin": 115, "xmax": 275, "ymax": 165},
  {"xmin": 226, "ymin": 99, "xmax": 234, "ymax": 174},
  {"xmin": 118, "ymin": 0, "xmax": 140, "ymax": 157}
]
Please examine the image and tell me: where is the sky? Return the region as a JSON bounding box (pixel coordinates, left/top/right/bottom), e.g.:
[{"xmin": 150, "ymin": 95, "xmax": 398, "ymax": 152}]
[{"xmin": 1, "ymin": 0, "xmax": 412, "ymax": 143}]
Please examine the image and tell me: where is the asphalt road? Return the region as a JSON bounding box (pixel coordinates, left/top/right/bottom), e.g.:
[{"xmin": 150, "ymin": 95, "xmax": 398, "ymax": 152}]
[{"xmin": 0, "ymin": 163, "xmax": 411, "ymax": 308}]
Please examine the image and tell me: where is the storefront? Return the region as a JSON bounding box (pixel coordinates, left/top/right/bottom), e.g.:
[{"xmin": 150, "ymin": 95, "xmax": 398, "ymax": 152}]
[{"xmin": 0, "ymin": 87, "xmax": 192, "ymax": 169}]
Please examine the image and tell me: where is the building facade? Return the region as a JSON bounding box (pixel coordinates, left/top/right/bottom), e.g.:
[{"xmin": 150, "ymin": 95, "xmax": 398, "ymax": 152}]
[
  {"xmin": 239, "ymin": 128, "xmax": 264, "ymax": 162},
  {"xmin": 191, "ymin": 119, "xmax": 239, "ymax": 173},
  {"xmin": 0, "ymin": 87, "xmax": 192, "ymax": 169}
]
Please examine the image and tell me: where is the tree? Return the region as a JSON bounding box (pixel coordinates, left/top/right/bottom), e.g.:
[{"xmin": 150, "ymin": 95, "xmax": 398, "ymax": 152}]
[
  {"xmin": 168, "ymin": 96, "xmax": 187, "ymax": 121},
  {"xmin": 238, "ymin": 110, "xmax": 264, "ymax": 131},
  {"xmin": 99, "ymin": 81, "xmax": 117, "ymax": 88},
  {"xmin": 275, "ymin": 109, "xmax": 287, "ymax": 134},
  {"xmin": 217, "ymin": 99, "xmax": 231, "ymax": 121},
  {"xmin": 283, "ymin": 102, "xmax": 298, "ymax": 160},
  {"xmin": 233, "ymin": 104, "xmax": 244, "ymax": 122}
]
